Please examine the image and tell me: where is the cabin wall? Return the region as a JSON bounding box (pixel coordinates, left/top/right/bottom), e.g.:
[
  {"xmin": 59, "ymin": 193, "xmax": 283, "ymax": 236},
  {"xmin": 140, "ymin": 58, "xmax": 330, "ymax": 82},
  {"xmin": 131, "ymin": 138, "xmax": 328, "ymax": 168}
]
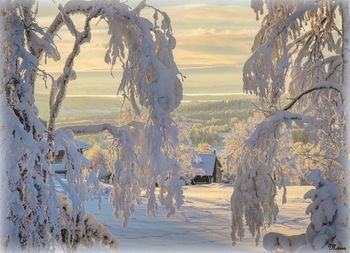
[
  {"xmin": 215, "ymin": 160, "xmax": 222, "ymax": 183},
  {"xmin": 193, "ymin": 175, "xmax": 212, "ymax": 184},
  {"xmin": 213, "ymin": 159, "xmax": 222, "ymax": 183}
]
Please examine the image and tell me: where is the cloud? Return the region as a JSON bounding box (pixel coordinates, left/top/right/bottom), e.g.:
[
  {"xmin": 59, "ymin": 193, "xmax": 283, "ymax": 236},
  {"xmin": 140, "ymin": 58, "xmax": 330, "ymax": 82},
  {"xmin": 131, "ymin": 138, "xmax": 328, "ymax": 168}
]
[
  {"xmin": 34, "ymin": 1, "xmax": 256, "ymax": 95},
  {"xmin": 176, "ymin": 28, "xmax": 255, "ymax": 51},
  {"xmin": 36, "ymin": 2, "xmax": 259, "ymax": 74},
  {"xmin": 171, "ymin": 27, "xmax": 256, "ymax": 67},
  {"xmin": 165, "ymin": 4, "xmax": 255, "ymax": 22},
  {"xmin": 159, "ymin": 3, "xmax": 259, "ymax": 36}
]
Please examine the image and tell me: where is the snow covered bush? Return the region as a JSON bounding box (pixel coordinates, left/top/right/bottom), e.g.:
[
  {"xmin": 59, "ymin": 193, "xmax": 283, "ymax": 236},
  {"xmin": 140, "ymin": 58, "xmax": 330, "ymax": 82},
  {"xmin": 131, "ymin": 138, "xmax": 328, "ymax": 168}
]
[
  {"xmin": 262, "ymin": 169, "xmax": 349, "ymax": 252},
  {"xmin": 231, "ymin": 0, "xmax": 349, "ymax": 248},
  {"xmin": 58, "ymin": 194, "xmax": 117, "ymax": 250},
  {"xmin": 1, "ymin": 0, "xmax": 183, "ymax": 251},
  {"xmin": 303, "ymin": 169, "xmax": 349, "ymax": 250},
  {"xmin": 263, "ymin": 232, "xmax": 306, "ymax": 252}
]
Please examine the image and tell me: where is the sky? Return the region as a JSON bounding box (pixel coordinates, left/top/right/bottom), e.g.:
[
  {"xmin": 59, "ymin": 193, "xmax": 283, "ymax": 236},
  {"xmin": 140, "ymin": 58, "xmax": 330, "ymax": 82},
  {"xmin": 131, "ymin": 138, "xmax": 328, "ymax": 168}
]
[{"xmin": 36, "ymin": 0, "xmax": 260, "ymax": 96}]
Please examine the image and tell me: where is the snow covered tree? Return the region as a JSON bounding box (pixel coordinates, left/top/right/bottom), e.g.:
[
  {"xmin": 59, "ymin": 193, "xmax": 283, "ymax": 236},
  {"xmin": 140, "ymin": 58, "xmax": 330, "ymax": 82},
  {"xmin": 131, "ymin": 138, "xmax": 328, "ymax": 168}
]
[
  {"xmin": 0, "ymin": 0, "xmax": 183, "ymax": 251},
  {"xmin": 231, "ymin": 0, "xmax": 349, "ymax": 249},
  {"xmin": 174, "ymin": 117, "xmax": 202, "ymax": 185},
  {"xmin": 224, "ymin": 114, "xmax": 263, "ymax": 181}
]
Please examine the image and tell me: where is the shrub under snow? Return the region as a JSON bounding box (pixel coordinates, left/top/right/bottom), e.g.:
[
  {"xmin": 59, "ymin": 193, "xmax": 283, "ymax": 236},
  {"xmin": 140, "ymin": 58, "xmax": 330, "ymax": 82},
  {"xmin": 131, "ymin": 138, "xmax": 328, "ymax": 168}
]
[{"xmin": 303, "ymin": 169, "xmax": 349, "ymax": 250}]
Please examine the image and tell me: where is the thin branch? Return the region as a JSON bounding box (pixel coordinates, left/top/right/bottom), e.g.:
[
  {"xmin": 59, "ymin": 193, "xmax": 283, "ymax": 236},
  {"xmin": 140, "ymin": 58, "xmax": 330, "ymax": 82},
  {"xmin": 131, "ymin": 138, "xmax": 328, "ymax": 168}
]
[{"xmin": 283, "ymin": 85, "xmax": 342, "ymax": 111}]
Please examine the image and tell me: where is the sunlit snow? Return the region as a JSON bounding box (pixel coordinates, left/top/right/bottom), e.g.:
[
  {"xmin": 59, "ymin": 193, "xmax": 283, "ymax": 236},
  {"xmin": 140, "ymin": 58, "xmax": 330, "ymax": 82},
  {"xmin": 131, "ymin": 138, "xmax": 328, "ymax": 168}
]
[{"xmin": 71, "ymin": 183, "xmax": 312, "ymax": 252}]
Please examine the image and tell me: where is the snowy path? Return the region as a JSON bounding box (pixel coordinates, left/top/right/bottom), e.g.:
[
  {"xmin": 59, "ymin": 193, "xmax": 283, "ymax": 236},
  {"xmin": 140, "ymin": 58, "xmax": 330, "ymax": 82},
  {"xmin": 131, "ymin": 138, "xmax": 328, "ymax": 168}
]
[{"xmin": 81, "ymin": 184, "xmax": 312, "ymax": 252}]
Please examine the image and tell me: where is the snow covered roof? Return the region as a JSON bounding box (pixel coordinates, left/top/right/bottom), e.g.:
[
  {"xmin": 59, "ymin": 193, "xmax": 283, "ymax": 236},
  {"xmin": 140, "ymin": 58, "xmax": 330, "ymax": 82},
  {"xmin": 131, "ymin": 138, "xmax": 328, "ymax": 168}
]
[
  {"xmin": 55, "ymin": 139, "xmax": 92, "ymax": 153},
  {"xmin": 192, "ymin": 153, "xmax": 216, "ymax": 176}
]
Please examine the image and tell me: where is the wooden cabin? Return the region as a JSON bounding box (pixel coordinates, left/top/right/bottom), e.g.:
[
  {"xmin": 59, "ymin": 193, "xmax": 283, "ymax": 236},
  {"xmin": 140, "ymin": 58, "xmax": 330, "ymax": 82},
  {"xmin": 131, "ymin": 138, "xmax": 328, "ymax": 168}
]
[{"xmin": 191, "ymin": 152, "xmax": 222, "ymax": 184}]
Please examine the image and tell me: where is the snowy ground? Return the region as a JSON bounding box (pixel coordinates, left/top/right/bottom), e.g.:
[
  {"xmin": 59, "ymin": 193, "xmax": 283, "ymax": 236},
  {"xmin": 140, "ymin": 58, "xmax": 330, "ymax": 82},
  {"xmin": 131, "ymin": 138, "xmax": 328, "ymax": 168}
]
[{"xmin": 75, "ymin": 183, "xmax": 312, "ymax": 253}]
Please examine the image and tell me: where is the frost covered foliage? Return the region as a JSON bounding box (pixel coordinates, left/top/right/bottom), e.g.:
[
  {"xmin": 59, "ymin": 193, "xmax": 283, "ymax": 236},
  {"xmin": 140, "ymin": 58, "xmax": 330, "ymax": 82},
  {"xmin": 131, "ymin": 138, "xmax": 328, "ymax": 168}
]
[
  {"xmin": 231, "ymin": 0, "xmax": 349, "ymax": 247},
  {"xmin": 1, "ymin": 0, "xmax": 182, "ymax": 251}
]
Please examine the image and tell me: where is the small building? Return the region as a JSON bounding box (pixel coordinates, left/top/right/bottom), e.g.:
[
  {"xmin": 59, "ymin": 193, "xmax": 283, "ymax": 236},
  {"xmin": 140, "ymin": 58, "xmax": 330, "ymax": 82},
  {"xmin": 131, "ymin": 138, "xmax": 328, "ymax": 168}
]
[
  {"xmin": 53, "ymin": 139, "xmax": 92, "ymax": 175},
  {"xmin": 192, "ymin": 152, "xmax": 222, "ymax": 184}
]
